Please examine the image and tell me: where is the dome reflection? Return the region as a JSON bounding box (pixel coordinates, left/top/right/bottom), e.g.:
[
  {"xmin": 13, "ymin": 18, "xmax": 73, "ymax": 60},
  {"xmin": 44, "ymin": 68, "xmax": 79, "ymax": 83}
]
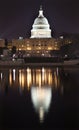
[{"xmin": 31, "ymin": 86, "xmax": 52, "ymax": 122}]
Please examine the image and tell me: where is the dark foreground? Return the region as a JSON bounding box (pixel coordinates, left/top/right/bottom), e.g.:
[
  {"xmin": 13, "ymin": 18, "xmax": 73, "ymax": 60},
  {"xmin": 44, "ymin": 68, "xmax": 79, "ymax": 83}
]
[{"xmin": 0, "ymin": 67, "xmax": 79, "ymax": 129}]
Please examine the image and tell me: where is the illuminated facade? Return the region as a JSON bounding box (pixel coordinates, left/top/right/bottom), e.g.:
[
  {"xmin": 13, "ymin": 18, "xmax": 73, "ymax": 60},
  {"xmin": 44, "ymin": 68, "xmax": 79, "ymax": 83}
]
[
  {"xmin": 12, "ymin": 38, "xmax": 60, "ymax": 56},
  {"xmin": 1, "ymin": 7, "xmax": 75, "ymax": 57},
  {"xmin": 0, "ymin": 39, "xmax": 5, "ymax": 47},
  {"xmin": 31, "ymin": 6, "xmax": 51, "ymax": 38},
  {"xmin": 11, "ymin": 6, "xmax": 61, "ymax": 56},
  {"xmin": 8, "ymin": 6, "xmax": 62, "ymax": 56}
]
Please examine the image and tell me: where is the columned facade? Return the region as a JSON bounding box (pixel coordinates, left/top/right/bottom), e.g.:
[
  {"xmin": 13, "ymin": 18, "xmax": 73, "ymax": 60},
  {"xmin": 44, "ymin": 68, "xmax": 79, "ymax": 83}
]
[
  {"xmin": 12, "ymin": 38, "xmax": 60, "ymax": 57},
  {"xmin": 10, "ymin": 6, "xmax": 61, "ymax": 57}
]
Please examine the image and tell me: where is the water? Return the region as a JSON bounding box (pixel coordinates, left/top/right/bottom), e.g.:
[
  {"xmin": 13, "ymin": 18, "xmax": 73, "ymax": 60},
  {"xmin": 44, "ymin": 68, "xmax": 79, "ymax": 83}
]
[{"xmin": 0, "ymin": 66, "xmax": 79, "ymax": 129}]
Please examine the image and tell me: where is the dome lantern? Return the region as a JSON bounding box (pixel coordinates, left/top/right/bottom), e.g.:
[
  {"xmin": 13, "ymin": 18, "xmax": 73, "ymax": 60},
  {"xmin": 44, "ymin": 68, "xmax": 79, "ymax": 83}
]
[{"xmin": 38, "ymin": 5, "xmax": 44, "ymax": 17}]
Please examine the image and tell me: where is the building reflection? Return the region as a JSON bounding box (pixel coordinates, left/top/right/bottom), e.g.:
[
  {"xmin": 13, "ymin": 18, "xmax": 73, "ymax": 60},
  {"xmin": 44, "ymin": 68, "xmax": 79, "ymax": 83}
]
[
  {"xmin": 0, "ymin": 67, "xmax": 62, "ymax": 93},
  {"xmin": 31, "ymin": 86, "xmax": 52, "ymax": 122},
  {"xmin": 0, "ymin": 67, "xmax": 64, "ymax": 121}
]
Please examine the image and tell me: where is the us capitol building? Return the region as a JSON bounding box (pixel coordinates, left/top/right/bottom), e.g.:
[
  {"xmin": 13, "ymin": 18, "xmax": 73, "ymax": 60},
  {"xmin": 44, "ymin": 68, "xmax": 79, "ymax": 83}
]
[
  {"xmin": 11, "ymin": 6, "xmax": 61, "ymax": 57},
  {"xmin": 31, "ymin": 6, "xmax": 51, "ymax": 38}
]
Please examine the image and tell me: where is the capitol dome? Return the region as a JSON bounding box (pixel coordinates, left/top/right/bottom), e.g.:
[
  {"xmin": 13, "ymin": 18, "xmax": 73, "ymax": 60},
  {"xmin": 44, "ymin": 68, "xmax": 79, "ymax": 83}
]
[
  {"xmin": 30, "ymin": 6, "xmax": 52, "ymax": 38},
  {"xmin": 33, "ymin": 15, "xmax": 49, "ymax": 26}
]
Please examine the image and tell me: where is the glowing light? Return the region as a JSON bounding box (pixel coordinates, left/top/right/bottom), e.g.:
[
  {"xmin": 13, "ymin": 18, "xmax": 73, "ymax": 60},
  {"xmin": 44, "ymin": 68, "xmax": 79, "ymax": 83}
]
[
  {"xmin": 42, "ymin": 67, "xmax": 45, "ymax": 83},
  {"xmin": 19, "ymin": 70, "xmax": 22, "ymax": 87},
  {"xmin": 9, "ymin": 70, "xmax": 12, "ymax": 86},
  {"xmin": 30, "ymin": 6, "xmax": 51, "ymax": 38},
  {"xmin": 42, "ymin": 67, "xmax": 45, "ymax": 73},
  {"xmin": 33, "ymin": 70, "xmax": 35, "ymax": 84},
  {"xmin": 48, "ymin": 72, "xmax": 52, "ymax": 85},
  {"xmin": 36, "ymin": 69, "xmax": 41, "ymax": 86},
  {"xmin": 27, "ymin": 47, "xmax": 31, "ymax": 50},
  {"xmin": 48, "ymin": 47, "xmax": 52, "ymax": 50},
  {"xmin": 42, "ymin": 53, "xmax": 44, "ymax": 56},
  {"xmin": 1, "ymin": 73, "xmax": 3, "ymax": 80},
  {"xmin": 31, "ymin": 87, "xmax": 52, "ymax": 122},
  {"xmin": 27, "ymin": 68, "xmax": 32, "ymax": 90},
  {"xmin": 39, "ymin": 107, "xmax": 44, "ymax": 122},
  {"xmin": 13, "ymin": 69, "xmax": 16, "ymax": 81},
  {"xmin": 19, "ymin": 70, "xmax": 25, "ymax": 90},
  {"xmin": 21, "ymin": 72, "xmax": 25, "ymax": 88},
  {"xmin": 56, "ymin": 67, "xmax": 59, "ymax": 76},
  {"xmin": 60, "ymin": 36, "xmax": 63, "ymax": 39}
]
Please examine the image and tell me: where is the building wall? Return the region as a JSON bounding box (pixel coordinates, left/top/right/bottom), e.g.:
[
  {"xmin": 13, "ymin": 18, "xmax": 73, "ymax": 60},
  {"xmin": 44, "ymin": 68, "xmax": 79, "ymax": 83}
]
[
  {"xmin": 0, "ymin": 39, "xmax": 5, "ymax": 47},
  {"xmin": 12, "ymin": 38, "xmax": 60, "ymax": 51}
]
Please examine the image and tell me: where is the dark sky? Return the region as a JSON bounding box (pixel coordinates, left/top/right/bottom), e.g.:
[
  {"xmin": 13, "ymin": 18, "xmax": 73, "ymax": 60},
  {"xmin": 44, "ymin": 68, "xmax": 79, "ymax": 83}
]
[{"xmin": 0, "ymin": 0, "xmax": 79, "ymax": 39}]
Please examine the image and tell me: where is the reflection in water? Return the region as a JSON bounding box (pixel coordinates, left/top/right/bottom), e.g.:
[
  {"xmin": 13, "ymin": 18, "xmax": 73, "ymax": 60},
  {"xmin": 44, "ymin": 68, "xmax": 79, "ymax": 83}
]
[
  {"xmin": 13, "ymin": 69, "xmax": 16, "ymax": 82},
  {"xmin": 0, "ymin": 67, "xmax": 60, "ymax": 92},
  {"xmin": 9, "ymin": 69, "xmax": 12, "ymax": 86},
  {"xmin": 0, "ymin": 67, "xmax": 79, "ymax": 128},
  {"xmin": 1, "ymin": 72, "xmax": 3, "ymax": 80},
  {"xmin": 19, "ymin": 69, "xmax": 25, "ymax": 90},
  {"xmin": 0, "ymin": 67, "xmax": 62, "ymax": 122},
  {"xmin": 27, "ymin": 68, "xmax": 32, "ymax": 90},
  {"xmin": 31, "ymin": 87, "xmax": 52, "ymax": 122}
]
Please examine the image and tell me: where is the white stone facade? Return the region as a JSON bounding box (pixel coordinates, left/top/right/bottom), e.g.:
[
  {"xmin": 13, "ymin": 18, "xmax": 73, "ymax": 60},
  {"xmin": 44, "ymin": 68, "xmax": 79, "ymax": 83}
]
[{"xmin": 31, "ymin": 7, "xmax": 51, "ymax": 38}]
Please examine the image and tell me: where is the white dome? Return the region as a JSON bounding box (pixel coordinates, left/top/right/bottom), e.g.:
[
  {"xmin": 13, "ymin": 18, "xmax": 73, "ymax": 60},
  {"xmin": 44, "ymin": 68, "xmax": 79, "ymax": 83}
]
[
  {"xmin": 33, "ymin": 17, "xmax": 50, "ymax": 30},
  {"xmin": 34, "ymin": 17, "xmax": 49, "ymax": 25},
  {"xmin": 30, "ymin": 6, "xmax": 52, "ymax": 38}
]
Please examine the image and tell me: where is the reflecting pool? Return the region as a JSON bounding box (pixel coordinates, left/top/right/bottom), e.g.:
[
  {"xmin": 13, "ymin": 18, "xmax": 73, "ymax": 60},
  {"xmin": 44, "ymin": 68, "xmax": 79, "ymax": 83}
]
[{"xmin": 0, "ymin": 67, "xmax": 79, "ymax": 129}]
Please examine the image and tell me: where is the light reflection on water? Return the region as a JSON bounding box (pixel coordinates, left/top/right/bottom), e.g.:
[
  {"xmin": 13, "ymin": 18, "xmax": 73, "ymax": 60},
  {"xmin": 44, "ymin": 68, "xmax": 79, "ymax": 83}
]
[
  {"xmin": 0, "ymin": 68, "xmax": 60, "ymax": 89},
  {"xmin": 0, "ymin": 67, "xmax": 62, "ymax": 93},
  {"xmin": 0, "ymin": 67, "xmax": 79, "ymax": 128},
  {"xmin": 31, "ymin": 86, "xmax": 52, "ymax": 122},
  {"xmin": 0, "ymin": 67, "xmax": 62, "ymax": 122}
]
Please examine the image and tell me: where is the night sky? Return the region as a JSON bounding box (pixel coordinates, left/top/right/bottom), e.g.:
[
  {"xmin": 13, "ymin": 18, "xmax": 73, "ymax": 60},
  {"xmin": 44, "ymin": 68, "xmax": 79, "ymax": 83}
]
[{"xmin": 0, "ymin": 0, "xmax": 79, "ymax": 39}]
